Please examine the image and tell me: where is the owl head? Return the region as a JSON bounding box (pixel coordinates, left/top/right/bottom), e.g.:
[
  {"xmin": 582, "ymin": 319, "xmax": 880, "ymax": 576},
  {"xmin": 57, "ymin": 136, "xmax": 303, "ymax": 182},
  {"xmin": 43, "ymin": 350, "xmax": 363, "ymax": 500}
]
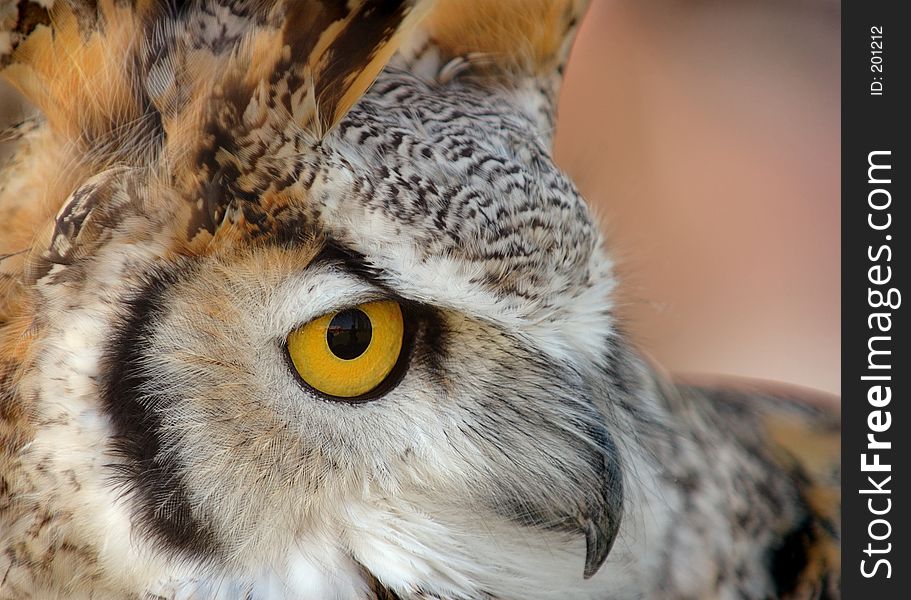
[{"xmin": 0, "ymin": 2, "xmax": 640, "ymax": 598}]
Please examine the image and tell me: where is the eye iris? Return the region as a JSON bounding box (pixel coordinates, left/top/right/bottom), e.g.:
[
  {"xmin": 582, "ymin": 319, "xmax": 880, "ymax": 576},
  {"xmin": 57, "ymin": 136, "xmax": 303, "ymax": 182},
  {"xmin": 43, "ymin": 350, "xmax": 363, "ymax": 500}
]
[
  {"xmin": 286, "ymin": 300, "xmax": 404, "ymax": 399},
  {"xmin": 326, "ymin": 309, "xmax": 372, "ymax": 360}
]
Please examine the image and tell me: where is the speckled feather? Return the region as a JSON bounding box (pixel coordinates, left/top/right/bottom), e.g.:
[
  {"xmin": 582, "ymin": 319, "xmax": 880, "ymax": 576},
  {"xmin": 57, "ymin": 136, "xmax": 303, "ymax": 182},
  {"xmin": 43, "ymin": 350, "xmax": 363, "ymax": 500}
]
[{"xmin": 1, "ymin": 1, "xmax": 839, "ymax": 599}]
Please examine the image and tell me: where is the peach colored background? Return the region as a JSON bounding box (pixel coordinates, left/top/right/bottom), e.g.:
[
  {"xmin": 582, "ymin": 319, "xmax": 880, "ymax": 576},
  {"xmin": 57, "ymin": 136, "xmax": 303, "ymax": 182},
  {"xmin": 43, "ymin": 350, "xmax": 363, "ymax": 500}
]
[
  {"xmin": 0, "ymin": 0, "xmax": 840, "ymax": 395},
  {"xmin": 555, "ymin": 1, "xmax": 839, "ymax": 394}
]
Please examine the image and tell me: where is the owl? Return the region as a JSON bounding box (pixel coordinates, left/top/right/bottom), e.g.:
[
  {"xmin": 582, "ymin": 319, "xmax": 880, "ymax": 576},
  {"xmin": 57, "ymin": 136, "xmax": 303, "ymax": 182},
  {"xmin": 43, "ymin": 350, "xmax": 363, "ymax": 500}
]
[{"xmin": 0, "ymin": 1, "xmax": 839, "ymax": 599}]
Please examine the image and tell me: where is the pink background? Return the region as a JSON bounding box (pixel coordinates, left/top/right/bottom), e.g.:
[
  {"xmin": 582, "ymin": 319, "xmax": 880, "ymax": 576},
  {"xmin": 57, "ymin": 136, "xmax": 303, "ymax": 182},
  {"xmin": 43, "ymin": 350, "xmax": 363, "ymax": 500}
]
[{"xmin": 555, "ymin": 1, "xmax": 839, "ymax": 395}]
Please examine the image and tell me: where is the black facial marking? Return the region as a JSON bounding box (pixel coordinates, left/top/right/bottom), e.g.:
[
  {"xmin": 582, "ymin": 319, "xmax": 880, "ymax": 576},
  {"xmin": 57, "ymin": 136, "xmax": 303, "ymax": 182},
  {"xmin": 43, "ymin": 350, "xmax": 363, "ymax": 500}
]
[
  {"xmin": 100, "ymin": 262, "xmax": 220, "ymax": 559},
  {"xmin": 409, "ymin": 305, "xmax": 448, "ymax": 387}
]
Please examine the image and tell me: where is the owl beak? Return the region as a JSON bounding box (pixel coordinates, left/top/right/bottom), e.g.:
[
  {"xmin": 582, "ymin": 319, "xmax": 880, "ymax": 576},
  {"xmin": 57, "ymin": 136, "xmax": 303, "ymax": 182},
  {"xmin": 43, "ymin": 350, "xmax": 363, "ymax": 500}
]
[
  {"xmin": 580, "ymin": 426, "xmax": 624, "ymax": 579},
  {"xmin": 583, "ymin": 511, "xmax": 620, "ymax": 579}
]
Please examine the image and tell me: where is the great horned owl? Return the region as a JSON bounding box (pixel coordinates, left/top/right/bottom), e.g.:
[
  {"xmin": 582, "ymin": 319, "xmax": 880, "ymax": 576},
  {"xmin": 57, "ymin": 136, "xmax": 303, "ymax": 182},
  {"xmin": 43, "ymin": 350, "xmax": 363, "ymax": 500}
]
[{"xmin": 0, "ymin": 1, "xmax": 839, "ymax": 599}]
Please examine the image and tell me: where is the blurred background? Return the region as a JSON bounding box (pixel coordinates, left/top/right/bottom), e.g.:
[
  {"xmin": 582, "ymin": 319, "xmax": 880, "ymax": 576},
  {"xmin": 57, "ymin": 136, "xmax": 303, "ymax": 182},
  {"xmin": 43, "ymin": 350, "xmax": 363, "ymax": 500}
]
[
  {"xmin": 0, "ymin": 0, "xmax": 840, "ymax": 395},
  {"xmin": 555, "ymin": 0, "xmax": 839, "ymax": 395}
]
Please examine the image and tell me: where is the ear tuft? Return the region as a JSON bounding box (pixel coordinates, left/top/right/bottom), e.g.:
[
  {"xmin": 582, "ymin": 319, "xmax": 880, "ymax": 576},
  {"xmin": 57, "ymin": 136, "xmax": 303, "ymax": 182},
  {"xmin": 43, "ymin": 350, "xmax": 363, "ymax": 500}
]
[
  {"xmin": 411, "ymin": 0, "xmax": 589, "ymax": 145},
  {"xmin": 425, "ymin": 0, "xmax": 588, "ymax": 78},
  {"xmin": 284, "ymin": 0, "xmax": 436, "ymax": 137}
]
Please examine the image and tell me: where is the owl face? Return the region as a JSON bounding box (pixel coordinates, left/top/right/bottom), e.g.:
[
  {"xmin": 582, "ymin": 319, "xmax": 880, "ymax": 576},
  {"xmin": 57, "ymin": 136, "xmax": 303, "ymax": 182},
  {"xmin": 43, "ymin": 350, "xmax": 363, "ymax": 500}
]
[
  {"xmin": 1, "ymin": 2, "xmax": 635, "ymax": 598},
  {"xmin": 29, "ymin": 92, "xmax": 624, "ymax": 594}
]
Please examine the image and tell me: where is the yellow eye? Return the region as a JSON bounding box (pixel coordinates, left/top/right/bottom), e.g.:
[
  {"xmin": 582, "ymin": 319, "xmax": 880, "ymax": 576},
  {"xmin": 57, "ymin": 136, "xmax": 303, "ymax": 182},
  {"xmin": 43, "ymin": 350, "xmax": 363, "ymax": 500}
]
[{"xmin": 287, "ymin": 300, "xmax": 405, "ymax": 399}]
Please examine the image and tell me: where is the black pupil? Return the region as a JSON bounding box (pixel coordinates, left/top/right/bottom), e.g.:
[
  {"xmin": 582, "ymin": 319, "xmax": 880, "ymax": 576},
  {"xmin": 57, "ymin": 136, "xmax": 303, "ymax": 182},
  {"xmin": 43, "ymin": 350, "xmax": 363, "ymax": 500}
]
[{"xmin": 326, "ymin": 309, "xmax": 373, "ymax": 360}]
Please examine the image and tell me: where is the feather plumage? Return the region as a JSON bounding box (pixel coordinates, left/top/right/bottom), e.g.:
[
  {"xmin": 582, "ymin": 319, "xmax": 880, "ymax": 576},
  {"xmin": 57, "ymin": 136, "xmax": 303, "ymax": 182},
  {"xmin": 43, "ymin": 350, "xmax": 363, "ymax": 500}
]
[{"xmin": 0, "ymin": 2, "xmax": 838, "ymax": 599}]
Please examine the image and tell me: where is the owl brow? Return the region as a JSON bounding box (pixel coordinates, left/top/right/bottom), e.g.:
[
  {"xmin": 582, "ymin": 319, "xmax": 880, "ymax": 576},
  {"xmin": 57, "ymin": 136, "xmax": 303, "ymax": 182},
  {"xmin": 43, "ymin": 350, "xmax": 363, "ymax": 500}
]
[{"xmin": 310, "ymin": 239, "xmax": 393, "ymax": 292}]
